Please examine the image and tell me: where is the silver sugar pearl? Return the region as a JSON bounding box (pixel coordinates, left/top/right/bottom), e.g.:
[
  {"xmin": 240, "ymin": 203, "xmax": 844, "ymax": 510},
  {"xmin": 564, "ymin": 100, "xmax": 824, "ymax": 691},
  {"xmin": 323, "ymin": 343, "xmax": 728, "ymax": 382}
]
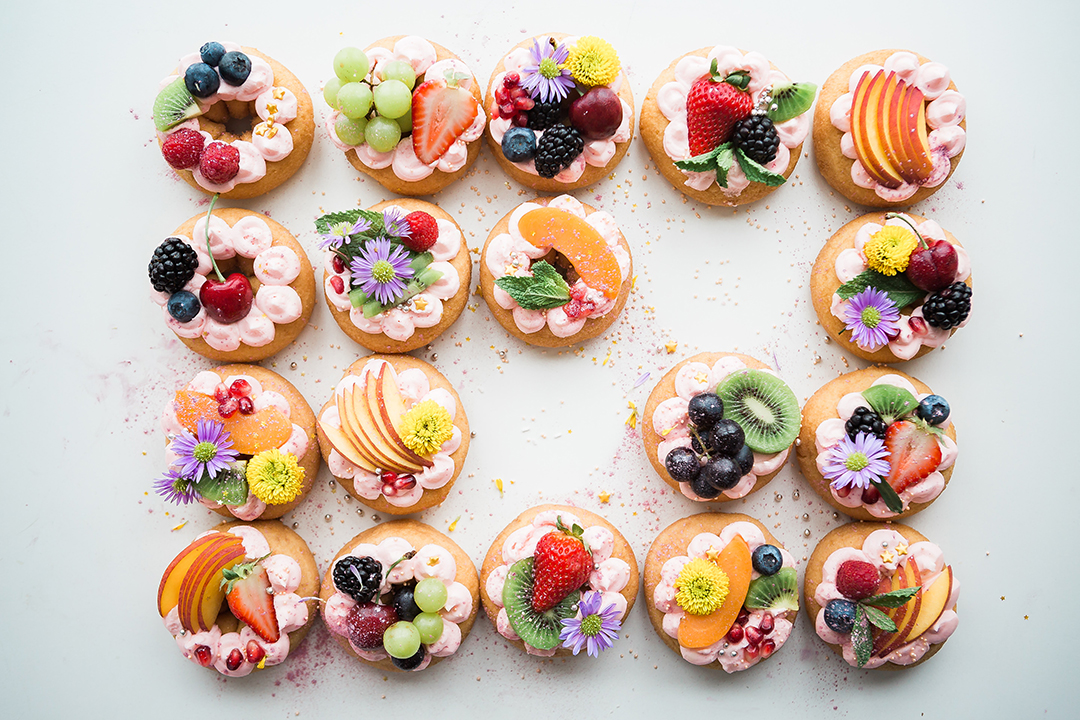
[
  {"xmin": 470, "ymin": 431, "xmax": 476, "ymax": 438},
  {"xmin": 430, "ymin": 353, "xmax": 438, "ymax": 361},
  {"xmin": 356, "ymin": 508, "xmax": 364, "ymax": 516},
  {"xmin": 291, "ymin": 522, "xmax": 299, "ymax": 529},
  {"xmin": 328, "ymin": 479, "xmax": 336, "ymax": 488},
  {"xmin": 775, "ymin": 493, "xmax": 783, "ymax": 502},
  {"xmin": 832, "ymin": 512, "xmax": 840, "ymax": 519},
  {"xmin": 324, "ymin": 514, "xmax": 332, "ymax": 523},
  {"xmin": 290, "ymin": 362, "xmax": 297, "ymax": 369},
  {"xmin": 372, "ymin": 515, "xmax": 381, "ymax": 523},
  {"xmin": 803, "ymin": 513, "xmax": 810, "ymax": 521},
  {"xmin": 803, "ymin": 529, "xmax": 811, "ymax": 537},
  {"xmin": 792, "ymin": 490, "xmax": 800, "ymax": 500}
]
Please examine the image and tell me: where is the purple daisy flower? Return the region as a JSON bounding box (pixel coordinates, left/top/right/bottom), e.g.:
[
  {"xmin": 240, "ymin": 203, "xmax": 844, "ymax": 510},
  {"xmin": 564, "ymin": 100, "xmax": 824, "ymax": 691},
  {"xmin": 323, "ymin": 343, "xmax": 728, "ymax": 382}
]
[
  {"xmin": 559, "ymin": 591, "xmax": 622, "ymax": 657},
  {"xmin": 823, "ymin": 432, "xmax": 891, "ymax": 491},
  {"xmin": 520, "ymin": 38, "xmax": 575, "ymax": 103},
  {"xmin": 152, "ymin": 467, "xmax": 198, "ymax": 505},
  {"xmin": 382, "ymin": 207, "xmax": 410, "ymax": 239},
  {"xmin": 169, "ymin": 419, "xmax": 239, "ymax": 480},
  {"xmin": 318, "ymin": 217, "xmax": 372, "ymax": 250},
  {"xmin": 350, "ymin": 237, "xmax": 414, "ymax": 305},
  {"xmin": 843, "ymin": 287, "xmax": 901, "ymax": 351}
]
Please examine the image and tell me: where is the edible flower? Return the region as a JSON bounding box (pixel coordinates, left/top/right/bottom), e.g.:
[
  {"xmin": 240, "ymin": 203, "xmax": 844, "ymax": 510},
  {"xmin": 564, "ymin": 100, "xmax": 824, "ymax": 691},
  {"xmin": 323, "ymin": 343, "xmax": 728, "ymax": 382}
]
[
  {"xmin": 520, "ymin": 38, "xmax": 575, "ymax": 103},
  {"xmin": 822, "ymin": 432, "xmax": 891, "ymax": 491},
  {"xmin": 559, "ymin": 591, "xmax": 621, "ymax": 657},
  {"xmin": 565, "ymin": 36, "xmax": 620, "ymax": 87},
  {"xmin": 843, "ymin": 287, "xmax": 901, "ymax": 351},
  {"xmin": 170, "ymin": 419, "xmax": 239, "ymax": 480},
  {"xmin": 350, "ymin": 237, "xmax": 415, "ymax": 305},
  {"xmin": 382, "ymin": 207, "xmax": 410, "ymax": 239},
  {"xmin": 863, "ymin": 226, "xmax": 918, "ymax": 276},
  {"xmin": 674, "ymin": 558, "xmax": 729, "ymax": 616},
  {"xmin": 319, "ymin": 217, "xmax": 372, "ymax": 251},
  {"xmin": 246, "ymin": 449, "xmax": 306, "ymax": 505},
  {"xmin": 153, "ymin": 467, "xmax": 198, "ymax": 505},
  {"xmin": 399, "ymin": 400, "xmax": 454, "ymax": 456}
]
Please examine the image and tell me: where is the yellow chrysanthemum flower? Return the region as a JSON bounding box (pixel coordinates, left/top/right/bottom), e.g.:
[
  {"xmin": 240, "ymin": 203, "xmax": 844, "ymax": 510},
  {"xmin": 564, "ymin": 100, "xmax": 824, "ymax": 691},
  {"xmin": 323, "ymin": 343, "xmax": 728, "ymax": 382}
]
[
  {"xmin": 400, "ymin": 400, "xmax": 454, "ymax": 457},
  {"xmin": 565, "ymin": 36, "xmax": 621, "ymax": 88},
  {"xmin": 246, "ymin": 449, "xmax": 305, "ymax": 505},
  {"xmin": 863, "ymin": 226, "xmax": 918, "ymax": 276},
  {"xmin": 674, "ymin": 558, "xmax": 729, "ymax": 616}
]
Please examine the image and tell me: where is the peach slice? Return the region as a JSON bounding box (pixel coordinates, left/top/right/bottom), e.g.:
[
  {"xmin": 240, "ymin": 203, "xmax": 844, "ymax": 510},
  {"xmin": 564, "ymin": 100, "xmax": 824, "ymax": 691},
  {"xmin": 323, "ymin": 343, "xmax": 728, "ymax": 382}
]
[
  {"xmin": 158, "ymin": 533, "xmax": 225, "ymax": 617},
  {"xmin": 174, "ymin": 533, "xmax": 246, "ymax": 632},
  {"xmin": 517, "ymin": 207, "xmax": 621, "ymax": 299},
  {"xmin": 872, "ymin": 559, "xmax": 922, "ymax": 656},
  {"xmin": 884, "ymin": 565, "xmax": 952, "ymax": 655},
  {"xmin": 851, "ymin": 70, "xmax": 905, "ymax": 189},
  {"xmin": 677, "ymin": 535, "xmax": 753, "ymax": 649},
  {"xmin": 173, "ymin": 390, "xmax": 292, "ymax": 455}
]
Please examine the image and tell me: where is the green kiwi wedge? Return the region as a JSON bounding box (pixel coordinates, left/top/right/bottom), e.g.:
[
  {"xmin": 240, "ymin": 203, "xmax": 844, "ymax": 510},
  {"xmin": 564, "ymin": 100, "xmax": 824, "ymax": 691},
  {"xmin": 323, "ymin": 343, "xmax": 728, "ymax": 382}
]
[
  {"xmin": 766, "ymin": 81, "xmax": 817, "ymax": 124},
  {"xmin": 744, "ymin": 567, "xmax": 799, "ymax": 613},
  {"xmin": 153, "ymin": 77, "xmax": 203, "ymax": 132},
  {"xmin": 502, "ymin": 558, "xmax": 578, "ymax": 650},
  {"xmin": 716, "ymin": 369, "xmax": 800, "ymax": 454}
]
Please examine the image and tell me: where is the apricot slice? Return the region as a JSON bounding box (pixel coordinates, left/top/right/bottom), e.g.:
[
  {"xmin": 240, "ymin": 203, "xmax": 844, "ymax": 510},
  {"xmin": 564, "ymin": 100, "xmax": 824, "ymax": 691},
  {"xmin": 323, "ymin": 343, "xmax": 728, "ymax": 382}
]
[
  {"xmin": 173, "ymin": 390, "xmax": 292, "ymax": 455},
  {"xmin": 678, "ymin": 535, "xmax": 753, "ymax": 649},
  {"xmin": 517, "ymin": 207, "xmax": 621, "ymax": 299}
]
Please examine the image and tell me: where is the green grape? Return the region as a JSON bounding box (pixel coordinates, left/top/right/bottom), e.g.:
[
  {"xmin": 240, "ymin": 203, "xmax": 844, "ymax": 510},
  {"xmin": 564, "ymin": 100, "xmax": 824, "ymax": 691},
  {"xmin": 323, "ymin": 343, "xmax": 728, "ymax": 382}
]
[
  {"xmin": 413, "ymin": 612, "xmax": 444, "ymax": 645},
  {"xmin": 395, "ymin": 108, "xmax": 412, "ymax": 133},
  {"xmin": 381, "ymin": 60, "xmax": 416, "ymax": 90},
  {"xmin": 373, "ymin": 79, "xmax": 412, "ymax": 119},
  {"xmin": 334, "ymin": 47, "xmax": 370, "ymax": 82},
  {"xmin": 414, "ymin": 578, "xmax": 448, "ymax": 613},
  {"xmin": 365, "ymin": 116, "xmax": 402, "ymax": 153},
  {"xmin": 322, "ymin": 77, "xmax": 343, "ymax": 110},
  {"xmin": 337, "ymin": 82, "xmax": 373, "ymax": 120},
  {"xmin": 383, "ymin": 621, "xmax": 421, "ymax": 659},
  {"xmin": 334, "ymin": 116, "xmax": 368, "ymax": 146}
]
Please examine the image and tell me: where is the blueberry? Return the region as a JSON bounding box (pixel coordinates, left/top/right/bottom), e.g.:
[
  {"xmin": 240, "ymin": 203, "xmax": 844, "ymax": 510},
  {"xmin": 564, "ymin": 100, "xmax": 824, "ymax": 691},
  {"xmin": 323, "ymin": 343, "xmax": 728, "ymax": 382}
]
[
  {"xmin": 167, "ymin": 290, "xmax": 201, "ymax": 323},
  {"xmin": 735, "ymin": 444, "xmax": 754, "ymax": 475},
  {"xmin": 664, "ymin": 447, "xmax": 700, "ymax": 483},
  {"xmin": 184, "ymin": 63, "xmax": 220, "ymax": 98},
  {"xmin": 699, "ymin": 456, "xmax": 741, "ymax": 491},
  {"xmin": 218, "ymin": 51, "xmax": 252, "ymax": 86},
  {"xmin": 916, "ymin": 395, "xmax": 950, "ymax": 426},
  {"xmin": 687, "ymin": 393, "xmax": 724, "ymax": 429},
  {"xmin": 823, "ymin": 598, "xmax": 858, "ymax": 633},
  {"xmin": 200, "ymin": 41, "xmax": 226, "ymax": 67},
  {"xmin": 709, "ymin": 419, "xmax": 745, "ymax": 456},
  {"xmin": 689, "ymin": 473, "xmax": 722, "ymax": 499},
  {"xmin": 751, "ymin": 544, "xmax": 783, "ymax": 576},
  {"xmin": 392, "ymin": 585, "xmax": 421, "ymax": 622},
  {"xmin": 391, "ymin": 645, "xmax": 426, "ymax": 671},
  {"xmin": 501, "ymin": 127, "xmax": 536, "ymax": 162}
]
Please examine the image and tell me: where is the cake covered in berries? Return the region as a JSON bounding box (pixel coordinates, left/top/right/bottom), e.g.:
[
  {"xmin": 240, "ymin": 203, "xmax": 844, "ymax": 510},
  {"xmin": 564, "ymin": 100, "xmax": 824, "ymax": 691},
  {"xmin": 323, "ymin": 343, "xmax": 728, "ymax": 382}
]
[
  {"xmin": 318, "ymin": 198, "xmax": 471, "ymax": 353},
  {"xmin": 149, "ymin": 204, "xmax": 316, "ymax": 362},
  {"xmin": 479, "ymin": 195, "xmax": 632, "ymax": 347},
  {"xmin": 158, "ymin": 520, "xmax": 319, "ymax": 676},
  {"xmin": 642, "ymin": 353, "xmax": 801, "ymax": 503},
  {"xmin": 814, "ymin": 50, "xmax": 966, "ymax": 207},
  {"xmin": 805, "ymin": 522, "xmax": 959, "ymax": 669},
  {"xmin": 484, "ymin": 34, "xmax": 634, "ymax": 191},
  {"xmin": 644, "ymin": 513, "xmax": 799, "ymax": 672},
  {"xmin": 320, "ymin": 520, "xmax": 479, "ymax": 672},
  {"xmin": 316, "ymin": 355, "xmax": 469, "ymax": 515},
  {"xmin": 795, "ymin": 367, "xmax": 958, "ymax": 521},
  {"xmin": 153, "ymin": 42, "xmax": 314, "ymax": 199},
  {"xmin": 640, "ymin": 45, "xmax": 816, "ymax": 206},
  {"xmin": 480, "ymin": 505, "xmax": 638, "ymax": 658},
  {"xmin": 322, "ymin": 37, "xmax": 485, "ymax": 196},
  {"xmin": 155, "ymin": 365, "xmax": 319, "ymax": 521},
  {"xmin": 811, "ymin": 211, "xmax": 973, "ymax": 363}
]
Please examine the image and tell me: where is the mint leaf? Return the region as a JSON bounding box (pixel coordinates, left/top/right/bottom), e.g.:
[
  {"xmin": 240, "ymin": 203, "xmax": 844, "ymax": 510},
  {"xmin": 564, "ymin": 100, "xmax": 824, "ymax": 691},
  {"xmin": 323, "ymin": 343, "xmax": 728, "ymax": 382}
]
[
  {"xmin": 495, "ymin": 260, "xmax": 571, "ymax": 310},
  {"xmin": 766, "ymin": 82, "xmax": 818, "ymax": 123},
  {"xmin": 863, "ymin": 586, "xmax": 921, "ymax": 609},
  {"xmin": 735, "ymin": 147, "xmax": 787, "ymax": 187},
  {"xmin": 862, "ymin": 385, "xmax": 919, "ymax": 424},
  {"xmin": 715, "ymin": 144, "xmax": 735, "ymax": 187},
  {"xmin": 852, "ymin": 605, "xmax": 872, "ymax": 668},
  {"xmin": 194, "ymin": 463, "xmax": 248, "ymax": 506},
  {"xmin": 872, "ymin": 477, "xmax": 905, "ymax": 514},
  {"xmin": 861, "ymin": 604, "xmax": 897, "ymax": 633},
  {"xmin": 314, "ymin": 209, "xmax": 383, "ymax": 236},
  {"xmin": 675, "ymin": 143, "xmax": 726, "ymax": 173},
  {"xmin": 836, "ymin": 270, "xmax": 924, "ymax": 309}
]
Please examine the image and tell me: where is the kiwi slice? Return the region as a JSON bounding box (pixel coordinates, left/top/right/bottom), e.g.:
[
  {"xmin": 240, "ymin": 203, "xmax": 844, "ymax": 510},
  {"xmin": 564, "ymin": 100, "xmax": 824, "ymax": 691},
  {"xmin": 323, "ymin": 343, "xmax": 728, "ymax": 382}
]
[
  {"xmin": 716, "ymin": 369, "xmax": 800, "ymax": 454},
  {"xmin": 502, "ymin": 557, "xmax": 578, "ymax": 650},
  {"xmin": 744, "ymin": 567, "xmax": 799, "ymax": 613},
  {"xmin": 153, "ymin": 77, "xmax": 203, "ymax": 132},
  {"xmin": 766, "ymin": 81, "xmax": 817, "ymax": 124}
]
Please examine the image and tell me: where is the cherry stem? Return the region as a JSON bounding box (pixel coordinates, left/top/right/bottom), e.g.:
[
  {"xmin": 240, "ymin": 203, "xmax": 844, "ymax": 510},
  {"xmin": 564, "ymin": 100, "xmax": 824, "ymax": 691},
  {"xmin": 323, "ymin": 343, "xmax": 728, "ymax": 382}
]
[
  {"xmin": 204, "ymin": 193, "xmax": 225, "ymax": 283},
  {"xmin": 885, "ymin": 212, "xmax": 926, "ymax": 249}
]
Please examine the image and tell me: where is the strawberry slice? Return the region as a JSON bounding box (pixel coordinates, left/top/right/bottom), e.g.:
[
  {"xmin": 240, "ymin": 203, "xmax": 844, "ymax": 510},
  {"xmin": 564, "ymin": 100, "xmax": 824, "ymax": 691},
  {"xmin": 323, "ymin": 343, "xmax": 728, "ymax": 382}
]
[
  {"xmin": 411, "ymin": 78, "xmax": 478, "ymax": 165},
  {"xmin": 222, "ymin": 558, "xmax": 280, "ymax": 643},
  {"xmin": 883, "ymin": 420, "xmax": 942, "ymax": 493}
]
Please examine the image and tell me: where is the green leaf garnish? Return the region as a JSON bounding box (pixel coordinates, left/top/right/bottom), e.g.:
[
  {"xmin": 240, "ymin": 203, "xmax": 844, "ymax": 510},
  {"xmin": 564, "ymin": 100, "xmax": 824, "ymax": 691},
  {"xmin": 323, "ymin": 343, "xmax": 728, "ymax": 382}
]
[
  {"xmin": 194, "ymin": 462, "xmax": 248, "ymax": 506},
  {"xmin": 851, "ymin": 605, "xmax": 872, "ymax": 668},
  {"xmin": 495, "ymin": 260, "xmax": 571, "ymax": 310},
  {"xmin": 314, "ymin": 209, "xmax": 384, "ymax": 237},
  {"xmin": 836, "ymin": 269, "xmax": 924, "ymax": 309},
  {"xmin": 862, "ymin": 585, "xmax": 921, "ymax": 609},
  {"xmin": 861, "ymin": 604, "xmax": 897, "ymax": 633},
  {"xmin": 674, "ymin": 144, "xmax": 725, "ymax": 173},
  {"xmin": 734, "ymin": 147, "xmax": 787, "ymax": 187},
  {"xmin": 871, "ymin": 477, "xmax": 905, "ymax": 514},
  {"xmin": 861, "ymin": 385, "xmax": 919, "ymax": 425},
  {"xmin": 715, "ymin": 144, "xmax": 735, "ymax": 187}
]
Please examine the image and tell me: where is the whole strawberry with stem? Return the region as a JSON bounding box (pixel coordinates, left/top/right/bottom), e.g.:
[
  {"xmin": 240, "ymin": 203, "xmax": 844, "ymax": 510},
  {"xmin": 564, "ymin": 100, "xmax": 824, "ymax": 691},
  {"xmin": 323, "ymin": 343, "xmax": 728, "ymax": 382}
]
[
  {"xmin": 531, "ymin": 517, "xmax": 594, "ymax": 612},
  {"xmin": 221, "ymin": 555, "xmax": 280, "ymax": 643},
  {"xmin": 686, "ymin": 60, "xmax": 754, "ymax": 156},
  {"xmin": 890, "ymin": 213, "xmax": 959, "ymax": 292}
]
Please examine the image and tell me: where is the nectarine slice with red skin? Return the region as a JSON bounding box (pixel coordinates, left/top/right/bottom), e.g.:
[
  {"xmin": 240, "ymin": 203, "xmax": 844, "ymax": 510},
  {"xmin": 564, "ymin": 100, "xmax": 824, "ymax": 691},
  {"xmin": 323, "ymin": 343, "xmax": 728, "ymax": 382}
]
[
  {"xmin": 677, "ymin": 535, "xmax": 753, "ymax": 649},
  {"xmin": 159, "ymin": 533, "xmax": 225, "ymax": 617},
  {"xmin": 176, "ymin": 534, "xmax": 246, "ymax": 632},
  {"xmin": 517, "ymin": 207, "xmax": 621, "ymax": 300},
  {"xmin": 173, "ymin": 390, "xmax": 292, "ymax": 455},
  {"xmin": 897, "ymin": 565, "xmax": 952, "ymax": 646}
]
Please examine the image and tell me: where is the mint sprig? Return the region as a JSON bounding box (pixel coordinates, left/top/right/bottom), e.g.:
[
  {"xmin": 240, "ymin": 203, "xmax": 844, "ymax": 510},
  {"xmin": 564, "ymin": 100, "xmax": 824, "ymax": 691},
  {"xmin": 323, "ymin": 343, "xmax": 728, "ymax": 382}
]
[
  {"xmin": 849, "ymin": 580, "xmax": 922, "ymax": 667},
  {"xmin": 851, "ymin": 605, "xmax": 872, "ymax": 668},
  {"xmin": 675, "ymin": 141, "xmax": 788, "ymax": 189},
  {"xmin": 837, "ymin": 269, "xmax": 924, "ymax": 310},
  {"xmin": 861, "ymin": 604, "xmax": 897, "ymax": 633},
  {"xmin": 862, "ymin": 586, "xmax": 921, "ymax": 609},
  {"xmin": 315, "ymin": 209, "xmax": 384, "ymax": 237},
  {"xmin": 735, "ymin": 147, "xmax": 787, "ymax": 187},
  {"xmin": 495, "ymin": 261, "xmax": 571, "ymax": 310}
]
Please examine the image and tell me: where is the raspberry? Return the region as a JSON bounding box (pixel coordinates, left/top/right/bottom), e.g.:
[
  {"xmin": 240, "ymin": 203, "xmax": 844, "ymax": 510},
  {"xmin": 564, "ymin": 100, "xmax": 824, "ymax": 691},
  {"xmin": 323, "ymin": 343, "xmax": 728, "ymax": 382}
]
[
  {"xmin": 401, "ymin": 211, "xmax": 439, "ymax": 253},
  {"xmin": 835, "ymin": 560, "xmax": 880, "ymax": 600},
  {"xmin": 161, "ymin": 128, "xmax": 206, "ymax": 170},
  {"xmin": 199, "ymin": 141, "xmax": 240, "ymax": 184}
]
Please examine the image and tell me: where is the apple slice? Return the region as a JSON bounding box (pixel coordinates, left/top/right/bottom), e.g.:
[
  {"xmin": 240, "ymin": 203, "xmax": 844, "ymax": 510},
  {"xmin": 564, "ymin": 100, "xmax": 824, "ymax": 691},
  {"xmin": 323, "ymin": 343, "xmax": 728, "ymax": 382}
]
[
  {"xmin": 177, "ymin": 534, "xmax": 246, "ymax": 633},
  {"xmin": 338, "ymin": 383, "xmax": 391, "ymax": 470},
  {"xmin": 373, "ymin": 364, "xmax": 432, "ymax": 467},
  {"xmin": 320, "ymin": 415, "xmax": 380, "ymax": 474},
  {"xmin": 353, "ymin": 371, "xmax": 424, "ymax": 474},
  {"xmin": 885, "ymin": 565, "xmax": 953, "ymax": 654},
  {"xmin": 158, "ymin": 533, "xmax": 225, "ymax": 617},
  {"xmin": 677, "ymin": 535, "xmax": 753, "ymax": 650}
]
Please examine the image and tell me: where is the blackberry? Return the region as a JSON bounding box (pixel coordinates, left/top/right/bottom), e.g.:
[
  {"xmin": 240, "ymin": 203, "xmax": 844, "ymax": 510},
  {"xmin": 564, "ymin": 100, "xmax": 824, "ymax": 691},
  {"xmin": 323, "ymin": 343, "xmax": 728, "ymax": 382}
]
[
  {"xmin": 923, "ymin": 282, "xmax": 972, "ymax": 329},
  {"xmin": 533, "ymin": 124, "xmax": 583, "ymax": 178},
  {"xmin": 732, "ymin": 114, "xmax": 780, "ymax": 166},
  {"xmin": 149, "ymin": 238, "xmax": 199, "ymax": 294},
  {"xmin": 526, "ymin": 100, "xmax": 562, "ymax": 130},
  {"xmin": 333, "ymin": 556, "xmax": 382, "ymax": 603},
  {"xmin": 845, "ymin": 406, "xmax": 887, "ymax": 441}
]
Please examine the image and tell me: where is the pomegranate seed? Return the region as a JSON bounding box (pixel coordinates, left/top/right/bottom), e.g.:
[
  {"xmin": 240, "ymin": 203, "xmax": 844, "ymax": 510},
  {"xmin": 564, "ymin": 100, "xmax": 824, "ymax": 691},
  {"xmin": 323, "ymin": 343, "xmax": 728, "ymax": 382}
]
[
  {"xmin": 226, "ymin": 648, "xmax": 244, "ymax": 671},
  {"xmin": 238, "ymin": 396, "xmax": 255, "ymax": 415},
  {"xmin": 392, "ymin": 474, "xmax": 417, "ymax": 492},
  {"xmin": 246, "ymin": 640, "xmax": 266, "ymax": 664},
  {"xmin": 495, "ymin": 87, "xmax": 509, "ymax": 103},
  {"xmin": 213, "ymin": 383, "xmax": 230, "ymax": 403},
  {"xmin": 909, "ymin": 316, "xmax": 928, "ymax": 335},
  {"xmin": 218, "ymin": 397, "xmax": 239, "ymax": 418},
  {"xmin": 512, "ymin": 113, "xmax": 528, "ymax": 127},
  {"xmin": 861, "ymin": 485, "xmax": 881, "ymax": 504},
  {"xmin": 499, "ymin": 102, "xmax": 515, "ymax": 117},
  {"xmin": 332, "ymin": 255, "xmax": 346, "ymax": 273},
  {"xmin": 735, "ymin": 609, "xmax": 750, "ymax": 626},
  {"xmin": 760, "ymin": 613, "xmax": 774, "ymax": 634},
  {"xmin": 194, "ymin": 645, "xmax": 213, "ymax": 667},
  {"xmin": 509, "ymin": 86, "xmax": 527, "ymax": 100},
  {"xmin": 726, "ymin": 624, "xmax": 744, "ymax": 643},
  {"xmin": 744, "ymin": 644, "xmax": 759, "ymax": 659},
  {"xmin": 229, "ymin": 379, "xmax": 251, "ymax": 398},
  {"xmin": 380, "ymin": 471, "xmax": 398, "ymax": 484},
  {"xmin": 330, "ymin": 275, "xmax": 345, "ymax": 294},
  {"xmin": 563, "ymin": 299, "xmax": 583, "ymax": 319},
  {"xmin": 514, "ymin": 97, "xmax": 535, "ymax": 111},
  {"xmin": 760, "ymin": 639, "xmax": 776, "ymax": 659},
  {"xmin": 836, "ymin": 485, "xmax": 852, "ymax": 498},
  {"xmin": 503, "ymin": 72, "xmax": 520, "ymax": 87},
  {"xmin": 744, "ymin": 626, "xmax": 763, "ymax": 647}
]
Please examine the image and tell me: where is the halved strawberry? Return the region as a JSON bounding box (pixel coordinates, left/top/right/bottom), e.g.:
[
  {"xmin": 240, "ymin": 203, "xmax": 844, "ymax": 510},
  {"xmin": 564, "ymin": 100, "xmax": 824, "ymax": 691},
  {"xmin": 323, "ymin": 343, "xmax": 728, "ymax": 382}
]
[
  {"xmin": 883, "ymin": 421, "xmax": 942, "ymax": 493},
  {"xmin": 221, "ymin": 557, "xmax": 280, "ymax": 643},
  {"xmin": 411, "ymin": 78, "xmax": 478, "ymax": 165}
]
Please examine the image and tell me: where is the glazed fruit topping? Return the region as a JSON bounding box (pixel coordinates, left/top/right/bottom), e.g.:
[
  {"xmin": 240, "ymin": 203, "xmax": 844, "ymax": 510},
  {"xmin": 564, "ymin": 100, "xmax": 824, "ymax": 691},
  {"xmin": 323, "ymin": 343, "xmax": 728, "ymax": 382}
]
[
  {"xmin": 161, "ymin": 128, "xmax": 206, "ymax": 170},
  {"xmin": 835, "ymin": 560, "xmax": 880, "ymax": 600},
  {"xmin": 401, "ymin": 211, "xmax": 439, "ymax": 253},
  {"xmin": 532, "ymin": 518, "xmax": 593, "ymax": 612}
]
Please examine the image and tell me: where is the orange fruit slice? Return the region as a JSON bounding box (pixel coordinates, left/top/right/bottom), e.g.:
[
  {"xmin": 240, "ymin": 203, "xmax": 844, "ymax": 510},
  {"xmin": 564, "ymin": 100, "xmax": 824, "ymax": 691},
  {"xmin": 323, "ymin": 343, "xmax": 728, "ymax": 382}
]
[
  {"xmin": 517, "ymin": 207, "xmax": 622, "ymax": 299},
  {"xmin": 677, "ymin": 535, "xmax": 753, "ymax": 649},
  {"xmin": 173, "ymin": 390, "xmax": 292, "ymax": 455}
]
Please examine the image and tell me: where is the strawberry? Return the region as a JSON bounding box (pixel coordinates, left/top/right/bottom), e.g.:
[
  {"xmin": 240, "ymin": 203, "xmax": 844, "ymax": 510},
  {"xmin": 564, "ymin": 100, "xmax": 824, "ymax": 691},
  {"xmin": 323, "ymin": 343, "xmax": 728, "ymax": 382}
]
[
  {"xmin": 221, "ymin": 557, "xmax": 280, "ymax": 643},
  {"xmin": 531, "ymin": 517, "xmax": 594, "ymax": 612},
  {"xmin": 686, "ymin": 63, "xmax": 754, "ymax": 156},
  {"xmin": 411, "ymin": 78, "xmax": 478, "ymax": 165},
  {"xmin": 402, "ymin": 211, "xmax": 439, "ymax": 253},
  {"xmin": 835, "ymin": 560, "xmax": 880, "ymax": 600},
  {"xmin": 883, "ymin": 420, "xmax": 942, "ymax": 493}
]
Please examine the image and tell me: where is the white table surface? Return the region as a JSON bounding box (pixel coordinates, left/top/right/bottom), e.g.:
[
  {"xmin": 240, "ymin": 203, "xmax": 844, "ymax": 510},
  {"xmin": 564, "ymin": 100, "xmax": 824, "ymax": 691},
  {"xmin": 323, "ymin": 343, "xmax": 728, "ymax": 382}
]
[{"xmin": 2, "ymin": 0, "xmax": 1076, "ymax": 716}]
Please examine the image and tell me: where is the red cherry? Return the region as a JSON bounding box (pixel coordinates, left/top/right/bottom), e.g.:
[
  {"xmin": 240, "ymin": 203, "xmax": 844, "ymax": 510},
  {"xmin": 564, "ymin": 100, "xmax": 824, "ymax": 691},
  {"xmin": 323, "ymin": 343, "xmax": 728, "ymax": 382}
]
[
  {"xmin": 218, "ymin": 397, "xmax": 239, "ymax": 418},
  {"xmin": 760, "ymin": 613, "xmax": 774, "ymax": 634},
  {"xmin": 225, "ymin": 648, "xmax": 244, "ymax": 671},
  {"xmin": 193, "ymin": 645, "xmax": 213, "ymax": 667},
  {"xmin": 569, "ymin": 87, "xmax": 624, "ymax": 140},
  {"xmin": 199, "ymin": 272, "xmax": 253, "ymax": 324},
  {"xmin": 905, "ymin": 239, "xmax": 959, "ymax": 292},
  {"xmin": 213, "ymin": 383, "xmax": 230, "ymax": 403},
  {"xmin": 229, "ymin": 379, "xmax": 251, "ymax": 398},
  {"xmin": 245, "ymin": 640, "xmax": 266, "ymax": 664},
  {"xmin": 237, "ymin": 396, "xmax": 255, "ymax": 415}
]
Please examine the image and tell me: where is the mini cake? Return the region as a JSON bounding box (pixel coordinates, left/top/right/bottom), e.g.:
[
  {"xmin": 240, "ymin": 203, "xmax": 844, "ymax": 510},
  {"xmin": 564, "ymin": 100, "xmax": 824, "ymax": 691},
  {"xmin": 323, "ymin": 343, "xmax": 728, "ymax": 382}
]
[
  {"xmin": 320, "ymin": 520, "xmax": 479, "ymax": 672},
  {"xmin": 640, "ymin": 45, "xmax": 816, "ymax": 206},
  {"xmin": 811, "ymin": 211, "xmax": 972, "ymax": 363},
  {"xmin": 642, "ymin": 352, "xmax": 800, "ymax": 503},
  {"xmin": 154, "ymin": 364, "xmax": 319, "ymax": 521},
  {"xmin": 795, "ymin": 367, "xmax": 957, "ymax": 521},
  {"xmin": 318, "ymin": 199, "xmax": 471, "ymax": 353},
  {"xmin": 814, "ymin": 50, "xmax": 966, "ymax": 207},
  {"xmin": 480, "ymin": 505, "xmax": 638, "ymax": 658},
  {"xmin": 484, "ymin": 34, "xmax": 634, "ymax": 191},
  {"xmin": 805, "ymin": 522, "xmax": 959, "ymax": 669},
  {"xmin": 479, "ymin": 194, "xmax": 632, "ymax": 347},
  {"xmin": 149, "ymin": 205, "xmax": 316, "ymax": 362},
  {"xmin": 644, "ymin": 513, "xmax": 798, "ymax": 672},
  {"xmin": 322, "ymin": 38, "xmax": 485, "ymax": 196},
  {"xmin": 154, "ymin": 41, "xmax": 314, "ymax": 199},
  {"xmin": 157, "ymin": 520, "xmax": 319, "ymax": 676},
  {"xmin": 316, "ymin": 355, "xmax": 469, "ymax": 515}
]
